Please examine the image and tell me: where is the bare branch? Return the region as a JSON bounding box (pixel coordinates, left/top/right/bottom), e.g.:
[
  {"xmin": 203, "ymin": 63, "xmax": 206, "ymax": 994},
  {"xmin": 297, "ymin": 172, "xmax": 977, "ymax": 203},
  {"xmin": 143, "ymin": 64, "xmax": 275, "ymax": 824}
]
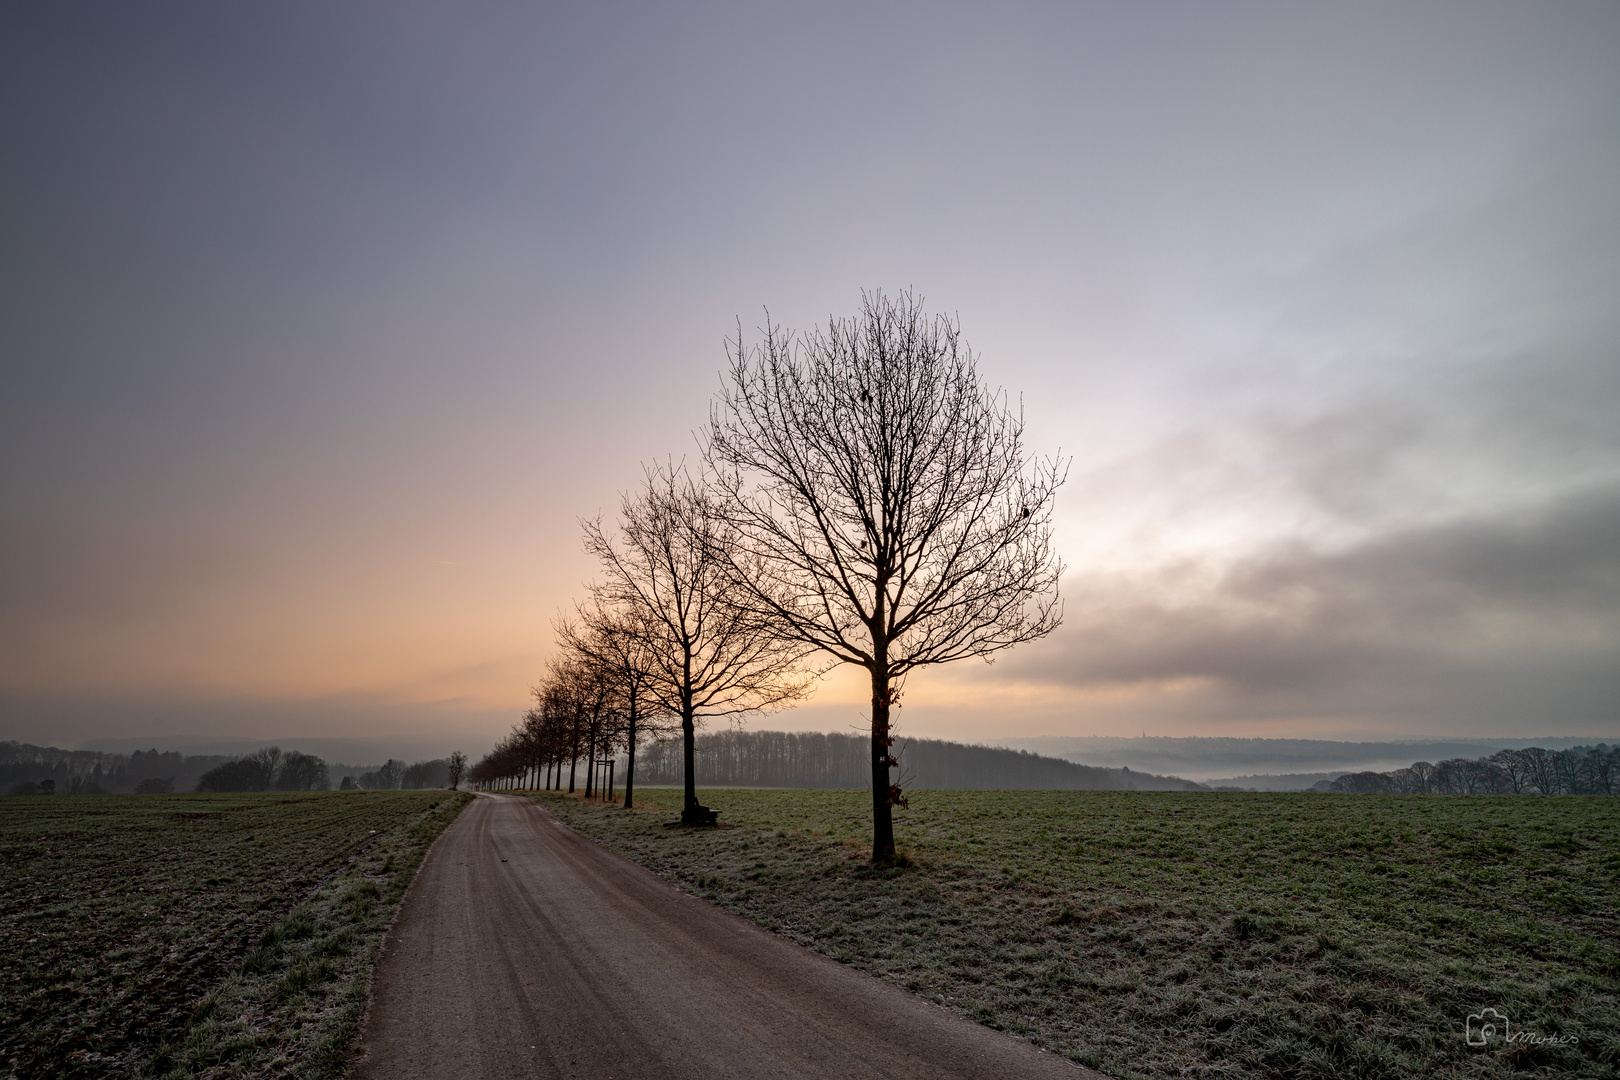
[
  {"xmin": 579, "ymin": 461, "xmax": 813, "ymax": 821},
  {"xmin": 705, "ymin": 290, "xmax": 1066, "ymax": 857}
]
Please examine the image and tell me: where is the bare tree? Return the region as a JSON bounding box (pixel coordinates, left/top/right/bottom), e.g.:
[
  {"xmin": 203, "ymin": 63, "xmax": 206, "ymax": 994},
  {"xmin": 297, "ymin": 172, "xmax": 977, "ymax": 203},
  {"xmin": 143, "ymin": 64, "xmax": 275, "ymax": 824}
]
[
  {"xmin": 1519, "ymin": 746, "xmax": 1558, "ymax": 795},
  {"xmin": 470, "ymin": 738, "xmax": 522, "ymax": 790},
  {"xmin": 366, "ymin": 759, "xmax": 406, "ymax": 791},
  {"xmin": 1490, "ymin": 749, "xmax": 1533, "ymax": 794},
  {"xmin": 275, "ymin": 751, "xmax": 329, "ymax": 791},
  {"xmin": 1585, "ymin": 746, "xmax": 1617, "ymax": 795},
  {"xmin": 1552, "ymin": 749, "xmax": 1584, "ymax": 795},
  {"xmin": 447, "ymin": 751, "xmax": 467, "ymax": 790},
  {"xmin": 558, "ymin": 606, "xmax": 674, "ymax": 810},
  {"xmin": 535, "ymin": 659, "xmax": 594, "ymax": 793},
  {"xmin": 197, "ymin": 747, "xmax": 285, "ymax": 793},
  {"xmin": 707, "ymin": 291, "xmax": 1065, "ymax": 859},
  {"xmin": 516, "ymin": 705, "xmax": 556, "ymax": 789},
  {"xmin": 527, "ymin": 695, "xmax": 573, "ymax": 790},
  {"xmin": 1447, "ymin": 757, "xmax": 1491, "ymax": 794},
  {"xmin": 582, "ymin": 463, "xmax": 809, "ymax": 824},
  {"xmin": 1328, "ymin": 771, "xmax": 1393, "ymax": 793},
  {"xmin": 1387, "ymin": 767, "xmax": 1420, "ymax": 794},
  {"xmin": 545, "ymin": 651, "xmax": 619, "ymax": 799}
]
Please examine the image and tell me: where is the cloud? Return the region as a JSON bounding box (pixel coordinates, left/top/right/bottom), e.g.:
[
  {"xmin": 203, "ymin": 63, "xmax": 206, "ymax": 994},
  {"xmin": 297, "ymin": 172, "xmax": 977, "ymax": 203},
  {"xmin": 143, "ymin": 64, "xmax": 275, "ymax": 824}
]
[
  {"xmin": 2, "ymin": 4, "xmax": 1616, "ymax": 744},
  {"xmin": 995, "ymin": 485, "xmax": 1620, "ymax": 730},
  {"xmin": 974, "ymin": 131, "xmax": 1620, "ymax": 735}
]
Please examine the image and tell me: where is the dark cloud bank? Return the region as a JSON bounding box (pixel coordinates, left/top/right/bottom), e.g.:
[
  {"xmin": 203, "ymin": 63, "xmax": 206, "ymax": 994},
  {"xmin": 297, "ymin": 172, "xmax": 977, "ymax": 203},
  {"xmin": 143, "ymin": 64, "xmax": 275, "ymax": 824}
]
[{"xmin": 1006, "ymin": 486, "xmax": 1620, "ymax": 733}]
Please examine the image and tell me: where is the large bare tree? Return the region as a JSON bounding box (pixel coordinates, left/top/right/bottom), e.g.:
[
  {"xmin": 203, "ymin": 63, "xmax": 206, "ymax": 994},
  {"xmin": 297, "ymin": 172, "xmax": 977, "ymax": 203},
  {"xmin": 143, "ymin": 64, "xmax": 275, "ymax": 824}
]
[
  {"xmin": 707, "ymin": 290, "xmax": 1065, "ymax": 859},
  {"xmin": 582, "ymin": 463, "xmax": 808, "ymax": 824}
]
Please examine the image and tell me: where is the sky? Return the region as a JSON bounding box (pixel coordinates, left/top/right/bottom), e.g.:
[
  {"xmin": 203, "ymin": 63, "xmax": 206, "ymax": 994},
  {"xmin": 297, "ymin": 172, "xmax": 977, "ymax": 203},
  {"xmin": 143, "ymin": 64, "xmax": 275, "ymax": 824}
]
[{"xmin": 2, "ymin": 1, "xmax": 1617, "ymax": 756}]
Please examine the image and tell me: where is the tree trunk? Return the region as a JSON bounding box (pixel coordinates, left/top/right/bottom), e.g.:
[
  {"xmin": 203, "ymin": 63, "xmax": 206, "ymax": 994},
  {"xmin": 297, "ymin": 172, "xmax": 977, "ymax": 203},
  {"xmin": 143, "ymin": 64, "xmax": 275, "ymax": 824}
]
[
  {"xmin": 870, "ymin": 662, "xmax": 896, "ymax": 860},
  {"xmin": 624, "ymin": 692, "xmax": 638, "ymax": 810},
  {"xmin": 584, "ymin": 720, "xmax": 598, "ymax": 799},
  {"xmin": 568, "ymin": 750, "xmax": 577, "ymax": 793},
  {"xmin": 680, "ymin": 705, "xmax": 699, "ymax": 821}
]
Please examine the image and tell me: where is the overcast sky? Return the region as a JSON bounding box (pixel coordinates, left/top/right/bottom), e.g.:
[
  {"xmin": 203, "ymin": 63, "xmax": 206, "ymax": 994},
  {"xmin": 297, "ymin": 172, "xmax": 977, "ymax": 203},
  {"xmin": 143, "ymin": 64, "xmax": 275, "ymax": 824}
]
[{"xmin": 2, "ymin": 1, "xmax": 1616, "ymax": 753}]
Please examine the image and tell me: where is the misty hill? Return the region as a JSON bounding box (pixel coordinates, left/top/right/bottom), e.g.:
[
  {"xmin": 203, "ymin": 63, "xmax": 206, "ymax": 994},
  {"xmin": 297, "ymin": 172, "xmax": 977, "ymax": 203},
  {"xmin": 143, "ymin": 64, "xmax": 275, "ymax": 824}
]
[
  {"xmin": 632, "ymin": 730, "xmax": 1202, "ymax": 791},
  {"xmin": 997, "ymin": 735, "xmax": 1613, "ymax": 784},
  {"xmin": 1201, "ymin": 773, "xmax": 1347, "ymax": 792}
]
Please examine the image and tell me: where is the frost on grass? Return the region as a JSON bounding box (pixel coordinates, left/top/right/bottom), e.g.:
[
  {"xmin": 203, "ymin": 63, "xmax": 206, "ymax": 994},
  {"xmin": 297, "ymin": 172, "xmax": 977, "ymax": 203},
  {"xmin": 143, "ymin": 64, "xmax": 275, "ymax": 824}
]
[
  {"xmin": 541, "ymin": 787, "xmax": 1620, "ymax": 1080},
  {"xmin": 0, "ymin": 790, "xmax": 470, "ymax": 1080}
]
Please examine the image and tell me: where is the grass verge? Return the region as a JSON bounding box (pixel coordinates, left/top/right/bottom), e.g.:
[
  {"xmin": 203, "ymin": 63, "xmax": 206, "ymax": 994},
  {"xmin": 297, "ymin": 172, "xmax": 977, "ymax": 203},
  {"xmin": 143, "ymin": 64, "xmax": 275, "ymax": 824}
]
[
  {"xmin": 539, "ymin": 786, "xmax": 1619, "ymax": 1080},
  {"xmin": 0, "ymin": 790, "xmax": 471, "ymax": 1079}
]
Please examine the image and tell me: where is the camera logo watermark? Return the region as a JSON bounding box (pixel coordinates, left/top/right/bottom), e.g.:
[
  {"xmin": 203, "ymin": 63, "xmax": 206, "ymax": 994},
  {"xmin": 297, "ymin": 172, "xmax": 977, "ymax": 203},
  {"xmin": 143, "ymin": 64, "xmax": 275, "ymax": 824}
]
[
  {"xmin": 1465, "ymin": 1008, "xmax": 1577, "ymax": 1048},
  {"xmin": 1466, "ymin": 1008, "xmax": 1509, "ymax": 1046}
]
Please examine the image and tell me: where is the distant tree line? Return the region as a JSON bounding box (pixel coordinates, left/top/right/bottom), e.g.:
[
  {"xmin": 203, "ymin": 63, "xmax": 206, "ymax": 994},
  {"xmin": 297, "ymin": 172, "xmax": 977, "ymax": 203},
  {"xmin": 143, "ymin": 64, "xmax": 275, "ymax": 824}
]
[
  {"xmin": 1328, "ymin": 745, "xmax": 1618, "ymax": 794},
  {"xmin": 337, "ymin": 756, "xmax": 466, "ymax": 791},
  {"xmin": 3, "ymin": 740, "xmax": 469, "ymax": 795},
  {"xmin": 471, "ymin": 724, "xmax": 1198, "ymax": 794},
  {"xmin": 196, "ymin": 747, "xmax": 330, "ymax": 791},
  {"xmin": 2, "ymin": 742, "xmax": 231, "ymax": 796},
  {"xmin": 470, "ymin": 655, "xmax": 675, "ymax": 804},
  {"xmin": 629, "ymin": 729, "xmax": 1202, "ymax": 791}
]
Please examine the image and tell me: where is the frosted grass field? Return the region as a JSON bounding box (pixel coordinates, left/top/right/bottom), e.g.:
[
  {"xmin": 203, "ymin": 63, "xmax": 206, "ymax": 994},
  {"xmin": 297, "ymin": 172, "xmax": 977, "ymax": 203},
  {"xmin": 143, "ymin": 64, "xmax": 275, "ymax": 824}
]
[{"xmin": 544, "ymin": 787, "xmax": 1619, "ymax": 1079}]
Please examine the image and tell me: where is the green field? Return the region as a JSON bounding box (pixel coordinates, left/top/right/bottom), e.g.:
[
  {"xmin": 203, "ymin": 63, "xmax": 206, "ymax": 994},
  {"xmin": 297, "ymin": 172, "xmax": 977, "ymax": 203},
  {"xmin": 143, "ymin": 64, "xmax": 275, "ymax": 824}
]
[
  {"xmin": 0, "ymin": 790, "xmax": 470, "ymax": 1079},
  {"xmin": 541, "ymin": 787, "xmax": 1620, "ymax": 1080}
]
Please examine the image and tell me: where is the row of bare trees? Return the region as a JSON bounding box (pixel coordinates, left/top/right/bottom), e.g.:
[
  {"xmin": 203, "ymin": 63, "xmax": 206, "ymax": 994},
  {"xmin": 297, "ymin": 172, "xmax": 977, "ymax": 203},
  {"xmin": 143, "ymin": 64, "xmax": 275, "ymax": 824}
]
[
  {"xmin": 472, "ymin": 291, "xmax": 1067, "ymax": 858},
  {"xmin": 469, "ymin": 638, "xmax": 673, "ymax": 807},
  {"xmin": 1329, "ymin": 746, "xmax": 1619, "ymax": 794}
]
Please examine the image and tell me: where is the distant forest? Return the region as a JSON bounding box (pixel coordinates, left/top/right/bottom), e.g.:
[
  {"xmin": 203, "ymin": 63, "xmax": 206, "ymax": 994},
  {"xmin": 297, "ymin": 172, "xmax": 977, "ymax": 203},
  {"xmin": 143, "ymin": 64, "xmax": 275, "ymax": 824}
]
[
  {"xmin": 1, "ymin": 741, "xmax": 452, "ymax": 795},
  {"xmin": 631, "ymin": 730, "xmax": 1202, "ymax": 791},
  {"xmin": 1328, "ymin": 745, "xmax": 1617, "ymax": 795}
]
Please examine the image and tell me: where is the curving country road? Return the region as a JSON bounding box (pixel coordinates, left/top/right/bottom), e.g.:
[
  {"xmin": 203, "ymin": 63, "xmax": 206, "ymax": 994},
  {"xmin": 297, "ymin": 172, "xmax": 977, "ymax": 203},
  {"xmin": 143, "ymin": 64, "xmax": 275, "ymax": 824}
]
[{"xmin": 352, "ymin": 793, "xmax": 1103, "ymax": 1080}]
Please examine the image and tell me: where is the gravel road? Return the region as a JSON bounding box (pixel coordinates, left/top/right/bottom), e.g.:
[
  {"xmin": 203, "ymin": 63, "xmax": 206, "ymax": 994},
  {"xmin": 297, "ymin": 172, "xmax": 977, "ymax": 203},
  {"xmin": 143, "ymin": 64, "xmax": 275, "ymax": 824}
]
[{"xmin": 351, "ymin": 792, "xmax": 1103, "ymax": 1080}]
